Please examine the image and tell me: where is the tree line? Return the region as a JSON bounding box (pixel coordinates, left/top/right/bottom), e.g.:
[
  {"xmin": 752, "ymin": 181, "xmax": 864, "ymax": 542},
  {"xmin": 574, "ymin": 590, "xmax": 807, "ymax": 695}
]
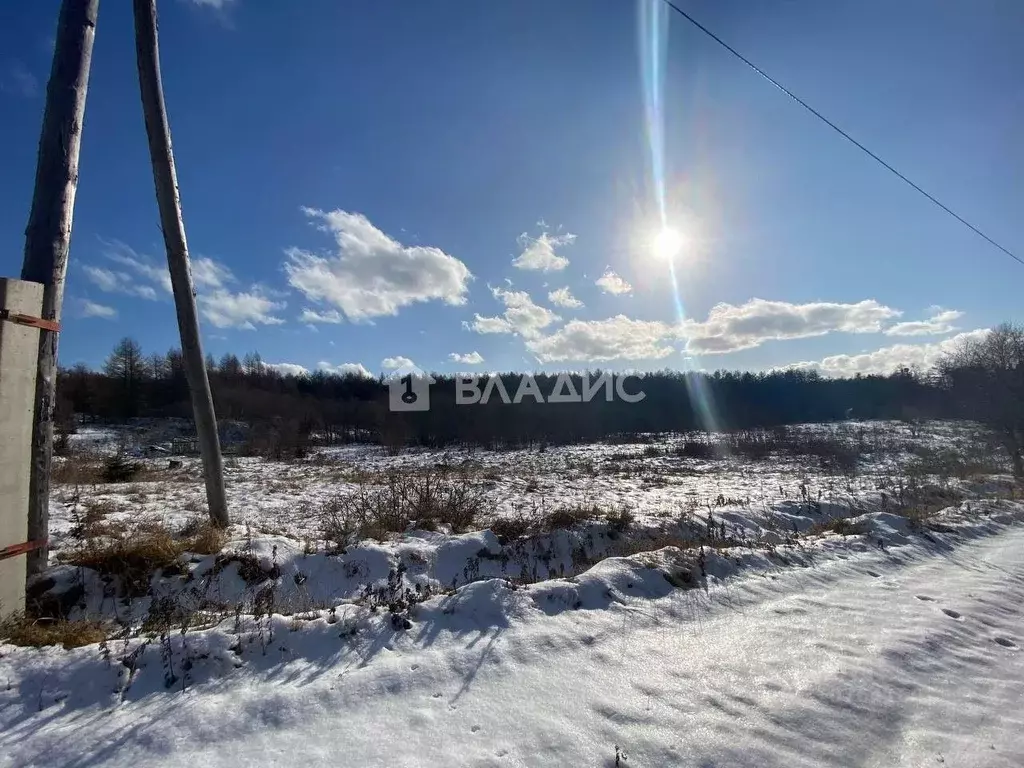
[{"xmin": 55, "ymin": 334, "xmax": 990, "ymax": 456}]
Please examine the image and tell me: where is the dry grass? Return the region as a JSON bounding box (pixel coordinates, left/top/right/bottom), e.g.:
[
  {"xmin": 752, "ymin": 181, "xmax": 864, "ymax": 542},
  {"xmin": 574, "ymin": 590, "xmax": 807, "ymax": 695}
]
[
  {"xmin": 177, "ymin": 518, "xmax": 229, "ymax": 555},
  {"xmin": 51, "ymin": 455, "xmax": 175, "ymax": 486},
  {"xmin": 607, "ymin": 534, "xmax": 701, "ymax": 559},
  {"xmin": 51, "ymin": 458, "xmax": 106, "ymax": 486},
  {"xmin": 488, "ymin": 503, "xmax": 634, "ymax": 544},
  {"xmin": 0, "ymin": 614, "xmax": 107, "ymax": 649},
  {"xmin": 671, "ymin": 428, "xmax": 862, "ymax": 473},
  {"xmin": 539, "ymin": 503, "xmax": 603, "ymax": 532},
  {"xmin": 61, "ymin": 519, "xmax": 227, "ymax": 596}
]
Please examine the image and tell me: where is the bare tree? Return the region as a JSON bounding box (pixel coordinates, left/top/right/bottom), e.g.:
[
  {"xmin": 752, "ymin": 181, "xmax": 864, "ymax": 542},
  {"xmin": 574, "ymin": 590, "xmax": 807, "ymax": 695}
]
[
  {"xmin": 133, "ymin": 0, "xmax": 228, "ymax": 527},
  {"xmin": 21, "ymin": 0, "xmax": 101, "ymax": 577},
  {"xmin": 939, "ymin": 323, "xmax": 1024, "ymax": 477}
]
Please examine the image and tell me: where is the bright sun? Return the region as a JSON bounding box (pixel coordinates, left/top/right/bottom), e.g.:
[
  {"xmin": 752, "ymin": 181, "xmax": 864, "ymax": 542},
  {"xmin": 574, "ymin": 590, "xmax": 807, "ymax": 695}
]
[{"xmin": 653, "ymin": 227, "xmax": 684, "ymax": 260}]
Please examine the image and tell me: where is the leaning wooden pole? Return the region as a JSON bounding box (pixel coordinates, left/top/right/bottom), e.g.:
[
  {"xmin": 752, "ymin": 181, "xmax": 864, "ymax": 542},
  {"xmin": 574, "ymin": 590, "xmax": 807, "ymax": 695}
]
[
  {"xmin": 21, "ymin": 0, "xmax": 100, "ymax": 578},
  {"xmin": 133, "ymin": 0, "xmax": 229, "ymax": 527}
]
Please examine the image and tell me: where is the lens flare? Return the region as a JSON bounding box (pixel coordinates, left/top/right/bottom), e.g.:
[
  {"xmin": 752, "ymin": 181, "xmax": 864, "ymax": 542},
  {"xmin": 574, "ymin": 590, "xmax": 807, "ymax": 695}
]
[{"xmin": 638, "ymin": 0, "xmax": 721, "ymax": 433}]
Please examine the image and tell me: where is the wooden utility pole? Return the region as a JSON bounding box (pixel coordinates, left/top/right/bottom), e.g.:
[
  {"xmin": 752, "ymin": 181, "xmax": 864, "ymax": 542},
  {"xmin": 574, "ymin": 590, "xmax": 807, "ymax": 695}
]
[
  {"xmin": 133, "ymin": 0, "xmax": 229, "ymax": 527},
  {"xmin": 21, "ymin": 0, "xmax": 100, "ymax": 577}
]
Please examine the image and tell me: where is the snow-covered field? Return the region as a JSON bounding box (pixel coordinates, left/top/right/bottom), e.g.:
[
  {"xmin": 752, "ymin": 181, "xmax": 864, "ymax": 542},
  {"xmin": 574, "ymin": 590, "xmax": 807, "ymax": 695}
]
[{"xmin": 2, "ymin": 420, "xmax": 1022, "ymax": 766}]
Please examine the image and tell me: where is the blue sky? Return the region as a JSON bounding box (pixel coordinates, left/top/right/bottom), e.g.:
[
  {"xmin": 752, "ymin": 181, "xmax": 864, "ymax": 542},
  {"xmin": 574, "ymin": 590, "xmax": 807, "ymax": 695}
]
[{"xmin": 1, "ymin": 0, "xmax": 1021, "ymax": 379}]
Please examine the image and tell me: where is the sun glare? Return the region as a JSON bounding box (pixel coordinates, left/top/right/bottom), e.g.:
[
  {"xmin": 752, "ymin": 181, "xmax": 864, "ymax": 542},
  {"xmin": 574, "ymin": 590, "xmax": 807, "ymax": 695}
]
[{"xmin": 653, "ymin": 226, "xmax": 683, "ymax": 260}]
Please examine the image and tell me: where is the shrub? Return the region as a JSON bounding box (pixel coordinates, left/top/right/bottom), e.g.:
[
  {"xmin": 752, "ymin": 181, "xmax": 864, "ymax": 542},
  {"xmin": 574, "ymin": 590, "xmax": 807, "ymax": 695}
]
[
  {"xmin": 102, "ymin": 454, "xmax": 143, "ymax": 483},
  {"xmin": 320, "ymin": 468, "xmax": 485, "ymax": 544},
  {"xmin": 540, "ymin": 503, "xmax": 601, "ymax": 532},
  {"xmin": 489, "ymin": 513, "xmax": 534, "ymax": 543},
  {"xmin": 605, "ymin": 506, "xmax": 635, "ymax": 533}
]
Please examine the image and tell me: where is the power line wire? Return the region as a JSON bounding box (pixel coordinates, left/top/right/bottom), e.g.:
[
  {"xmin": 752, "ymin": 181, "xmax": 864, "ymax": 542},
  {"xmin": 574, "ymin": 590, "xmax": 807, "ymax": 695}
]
[{"xmin": 660, "ymin": 0, "xmax": 1023, "ymax": 268}]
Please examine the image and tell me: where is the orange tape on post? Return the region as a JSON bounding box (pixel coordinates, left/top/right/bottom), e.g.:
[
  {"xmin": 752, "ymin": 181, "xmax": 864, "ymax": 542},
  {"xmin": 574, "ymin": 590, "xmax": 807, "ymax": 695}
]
[
  {"xmin": 0, "ymin": 309, "xmax": 61, "ymax": 333},
  {"xmin": 0, "ymin": 539, "xmax": 48, "ymax": 561}
]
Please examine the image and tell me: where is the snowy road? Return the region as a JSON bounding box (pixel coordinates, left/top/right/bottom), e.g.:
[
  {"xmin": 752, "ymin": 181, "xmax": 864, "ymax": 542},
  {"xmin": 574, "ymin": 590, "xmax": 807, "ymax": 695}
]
[{"xmin": 4, "ymin": 524, "xmax": 1023, "ymax": 767}]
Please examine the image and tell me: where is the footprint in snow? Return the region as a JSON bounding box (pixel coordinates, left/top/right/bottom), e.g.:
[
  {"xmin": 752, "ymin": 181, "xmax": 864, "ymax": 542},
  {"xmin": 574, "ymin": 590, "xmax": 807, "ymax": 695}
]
[
  {"xmin": 915, "ymin": 595, "xmax": 936, "ymax": 602},
  {"xmin": 941, "ymin": 608, "xmax": 963, "ymax": 620},
  {"xmin": 471, "ymin": 725, "xmax": 481, "ymax": 733},
  {"xmin": 865, "ymin": 570, "xmax": 881, "ymax": 578},
  {"xmin": 993, "ymin": 637, "xmax": 1018, "ymax": 649}
]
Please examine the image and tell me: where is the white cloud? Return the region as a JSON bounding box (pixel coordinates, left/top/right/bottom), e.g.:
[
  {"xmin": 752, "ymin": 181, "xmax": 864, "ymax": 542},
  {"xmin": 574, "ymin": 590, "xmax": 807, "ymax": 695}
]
[
  {"xmin": 683, "ymin": 298, "xmax": 899, "ymax": 355},
  {"xmin": 548, "ymin": 286, "xmax": 584, "ymax": 309},
  {"xmin": 466, "ymin": 315, "xmax": 512, "ymax": 334},
  {"xmin": 450, "ymin": 351, "xmax": 484, "ymax": 365},
  {"xmin": 382, "ymin": 356, "xmax": 415, "ymax": 370},
  {"xmin": 83, "ymin": 265, "xmax": 120, "ymax": 292},
  {"xmin": 102, "ymin": 241, "xmax": 173, "ymax": 294},
  {"xmin": 299, "ymin": 308, "xmax": 344, "ymax": 324},
  {"xmin": 595, "ymin": 270, "xmax": 632, "ymax": 295},
  {"xmin": 512, "ymin": 231, "xmax": 575, "ymax": 272},
  {"xmin": 285, "ymin": 208, "xmax": 472, "ymax": 321},
  {"xmin": 262, "ymin": 362, "xmax": 309, "ymax": 377},
  {"xmin": 89, "ymin": 241, "xmax": 284, "ymax": 329},
  {"xmin": 518, "ymin": 296, "xmax": 906, "ymax": 363},
  {"xmin": 197, "ymin": 289, "xmax": 285, "ymax": 330},
  {"xmin": 79, "ymin": 300, "xmax": 117, "ymax": 319},
  {"xmin": 83, "ymin": 265, "xmax": 159, "ymax": 300},
  {"xmin": 317, "ymin": 361, "xmax": 373, "ymax": 378},
  {"xmin": 527, "ymin": 315, "xmax": 676, "ymax": 363},
  {"xmin": 187, "ymin": 0, "xmax": 236, "ymax": 8},
  {"xmin": 191, "ymin": 257, "xmax": 234, "ymax": 290},
  {"xmin": 884, "ymin": 309, "xmax": 962, "ymax": 337},
  {"xmin": 469, "ymin": 286, "xmax": 561, "ymax": 339},
  {"xmin": 787, "ymin": 329, "xmax": 991, "ymax": 378}
]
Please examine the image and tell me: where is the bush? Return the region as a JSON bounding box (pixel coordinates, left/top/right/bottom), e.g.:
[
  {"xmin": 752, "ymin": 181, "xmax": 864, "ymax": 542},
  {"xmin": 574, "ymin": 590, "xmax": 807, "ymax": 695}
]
[
  {"xmin": 605, "ymin": 506, "xmax": 635, "ymax": 534},
  {"xmin": 540, "ymin": 503, "xmax": 602, "ymax": 532},
  {"xmin": 321, "ymin": 468, "xmax": 485, "ymax": 545},
  {"xmin": 489, "ymin": 513, "xmax": 534, "ymax": 543},
  {"xmin": 101, "ymin": 454, "xmax": 143, "ymax": 483}
]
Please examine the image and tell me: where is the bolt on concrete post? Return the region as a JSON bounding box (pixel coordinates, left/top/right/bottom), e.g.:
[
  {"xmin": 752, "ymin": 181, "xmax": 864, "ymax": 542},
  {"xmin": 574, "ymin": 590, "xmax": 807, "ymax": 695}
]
[{"xmin": 0, "ymin": 279, "xmax": 45, "ymax": 618}]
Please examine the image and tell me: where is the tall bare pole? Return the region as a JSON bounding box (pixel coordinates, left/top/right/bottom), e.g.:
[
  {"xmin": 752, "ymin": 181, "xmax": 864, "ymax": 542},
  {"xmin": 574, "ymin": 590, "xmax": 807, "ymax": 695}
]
[
  {"xmin": 21, "ymin": 0, "xmax": 100, "ymax": 578},
  {"xmin": 133, "ymin": 0, "xmax": 229, "ymax": 527}
]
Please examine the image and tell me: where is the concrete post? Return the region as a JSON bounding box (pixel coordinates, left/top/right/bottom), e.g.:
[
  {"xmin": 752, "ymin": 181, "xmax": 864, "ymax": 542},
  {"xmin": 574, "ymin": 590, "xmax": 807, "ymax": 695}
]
[{"xmin": 0, "ymin": 279, "xmax": 45, "ymax": 618}]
